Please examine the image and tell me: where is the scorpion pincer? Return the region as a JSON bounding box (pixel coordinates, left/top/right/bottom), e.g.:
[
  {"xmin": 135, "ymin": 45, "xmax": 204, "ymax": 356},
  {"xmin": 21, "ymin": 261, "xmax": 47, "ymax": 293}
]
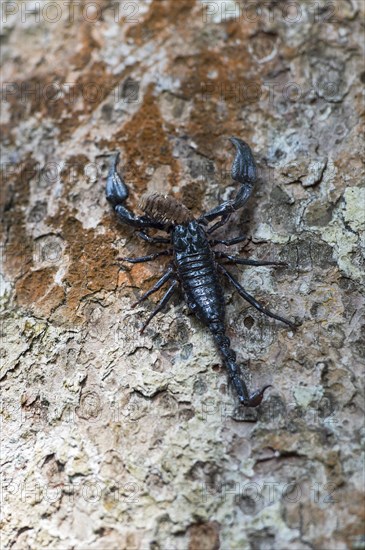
[{"xmin": 106, "ymin": 137, "xmax": 297, "ymax": 407}]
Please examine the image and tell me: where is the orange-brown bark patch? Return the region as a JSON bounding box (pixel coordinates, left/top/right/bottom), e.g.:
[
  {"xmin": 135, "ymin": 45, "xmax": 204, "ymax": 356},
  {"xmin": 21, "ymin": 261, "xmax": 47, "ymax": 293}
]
[
  {"xmin": 126, "ymin": 0, "xmax": 197, "ymax": 45},
  {"xmin": 112, "ymin": 84, "xmax": 180, "ymax": 200}
]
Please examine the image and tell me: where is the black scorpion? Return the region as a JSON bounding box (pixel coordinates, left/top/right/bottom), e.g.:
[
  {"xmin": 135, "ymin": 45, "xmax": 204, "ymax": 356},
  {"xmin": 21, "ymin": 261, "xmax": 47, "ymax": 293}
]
[{"xmin": 106, "ymin": 138, "xmax": 296, "ymax": 407}]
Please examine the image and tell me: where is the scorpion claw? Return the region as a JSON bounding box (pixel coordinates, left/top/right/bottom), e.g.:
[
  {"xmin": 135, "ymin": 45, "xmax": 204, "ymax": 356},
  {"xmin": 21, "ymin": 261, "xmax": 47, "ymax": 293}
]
[
  {"xmin": 106, "ymin": 152, "xmax": 129, "ymax": 206},
  {"xmin": 229, "ymin": 137, "xmax": 257, "ymax": 184},
  {"xmin": 242, "ymin": 384, "xmax": 272, "ymax": 407}
]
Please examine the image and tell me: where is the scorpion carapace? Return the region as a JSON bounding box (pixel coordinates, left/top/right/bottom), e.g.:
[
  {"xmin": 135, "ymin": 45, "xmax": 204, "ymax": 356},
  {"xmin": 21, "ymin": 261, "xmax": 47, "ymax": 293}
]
[{"xmin": 106, "ymin": 137, "xmax": 297, "ymax": 408}]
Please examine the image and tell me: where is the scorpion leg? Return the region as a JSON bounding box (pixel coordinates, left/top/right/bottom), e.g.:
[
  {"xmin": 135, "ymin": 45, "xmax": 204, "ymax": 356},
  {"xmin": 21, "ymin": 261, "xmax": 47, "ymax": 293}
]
[
  {"xmin": 216, "ymin": 252, "xmax": 287, "ymax": 267},
  {"xmin": 132, "ymin": 267, "xmax": 174, "ymax": 307},
  {"xmin": 119, "ymin": 249, "xmax": 173, "ymax": 263},
  {"xmin": 207, "ymin": 215, "xmax": 230, "ymax": 234},
  {"xmin": 140, "ymin": 280, "xmax": 179, "ymax": 334},
  {"xmin": 106, "ymin": 153, "xmax": 165, "ymax": 230},
  {"xmin": 137, "ymin": 231, "xmax": 170, "ymax": 244},
  {"xmin": 210, "ymin": 235, "xmax": 247, "ymax": 247},
  {"xmin": 218, "ymin": 264, "xmax": 297, "ymax": 329},
  {"xmin": 199, "ymin": 138, "xmax": 256, "ymax": 231}
]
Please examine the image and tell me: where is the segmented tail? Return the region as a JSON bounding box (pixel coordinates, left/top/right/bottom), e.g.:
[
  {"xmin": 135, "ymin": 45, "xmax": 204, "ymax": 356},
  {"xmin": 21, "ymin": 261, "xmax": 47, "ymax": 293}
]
[{"xmin": 210, "ymin": 323, "xmax": 271, "ymax": 407}]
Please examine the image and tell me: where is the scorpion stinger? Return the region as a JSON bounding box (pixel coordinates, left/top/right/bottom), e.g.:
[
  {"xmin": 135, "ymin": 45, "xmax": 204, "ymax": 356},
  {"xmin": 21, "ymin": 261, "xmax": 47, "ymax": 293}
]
[{"xmin": 106, "ymin": 137, "xmax": 299, "ymax": 409}]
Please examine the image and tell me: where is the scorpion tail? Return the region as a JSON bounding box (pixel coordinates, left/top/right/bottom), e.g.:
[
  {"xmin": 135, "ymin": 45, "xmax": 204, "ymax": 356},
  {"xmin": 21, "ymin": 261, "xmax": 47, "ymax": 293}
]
[
  {"xmin": 210, "ymin": 324, "xmax": 271, "ymax": 407},
  {"xmin": 223, "ymin": 357, "xmax": 272, "ymax": 407}
]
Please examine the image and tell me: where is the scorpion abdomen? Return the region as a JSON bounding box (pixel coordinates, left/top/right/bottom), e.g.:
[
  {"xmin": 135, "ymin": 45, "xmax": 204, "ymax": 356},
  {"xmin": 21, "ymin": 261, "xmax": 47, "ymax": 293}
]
[{"xmin": 173, "ymin": 222, "xmax": 225, "ymax": 327}]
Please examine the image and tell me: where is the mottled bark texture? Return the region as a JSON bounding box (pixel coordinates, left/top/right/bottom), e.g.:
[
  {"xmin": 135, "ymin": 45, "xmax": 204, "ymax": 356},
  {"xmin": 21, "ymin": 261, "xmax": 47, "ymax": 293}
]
[{"xmin": 1, "ymin": 1, "xmax": 364, "ymax": 548}]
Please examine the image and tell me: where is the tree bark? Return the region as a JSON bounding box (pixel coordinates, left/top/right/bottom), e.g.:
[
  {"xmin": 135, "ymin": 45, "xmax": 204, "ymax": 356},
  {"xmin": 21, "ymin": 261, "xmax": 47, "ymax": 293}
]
[{"xmin": 1, "ymin": 1, "xmax": 364, "ymax": 548}]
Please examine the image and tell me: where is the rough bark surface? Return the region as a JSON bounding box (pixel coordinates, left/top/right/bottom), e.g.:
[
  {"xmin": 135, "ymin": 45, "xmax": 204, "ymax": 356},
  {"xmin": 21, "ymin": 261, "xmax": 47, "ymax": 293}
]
[{"xmin": 1, "ymin": 1, "xmax": 364, "ymax": 549}]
